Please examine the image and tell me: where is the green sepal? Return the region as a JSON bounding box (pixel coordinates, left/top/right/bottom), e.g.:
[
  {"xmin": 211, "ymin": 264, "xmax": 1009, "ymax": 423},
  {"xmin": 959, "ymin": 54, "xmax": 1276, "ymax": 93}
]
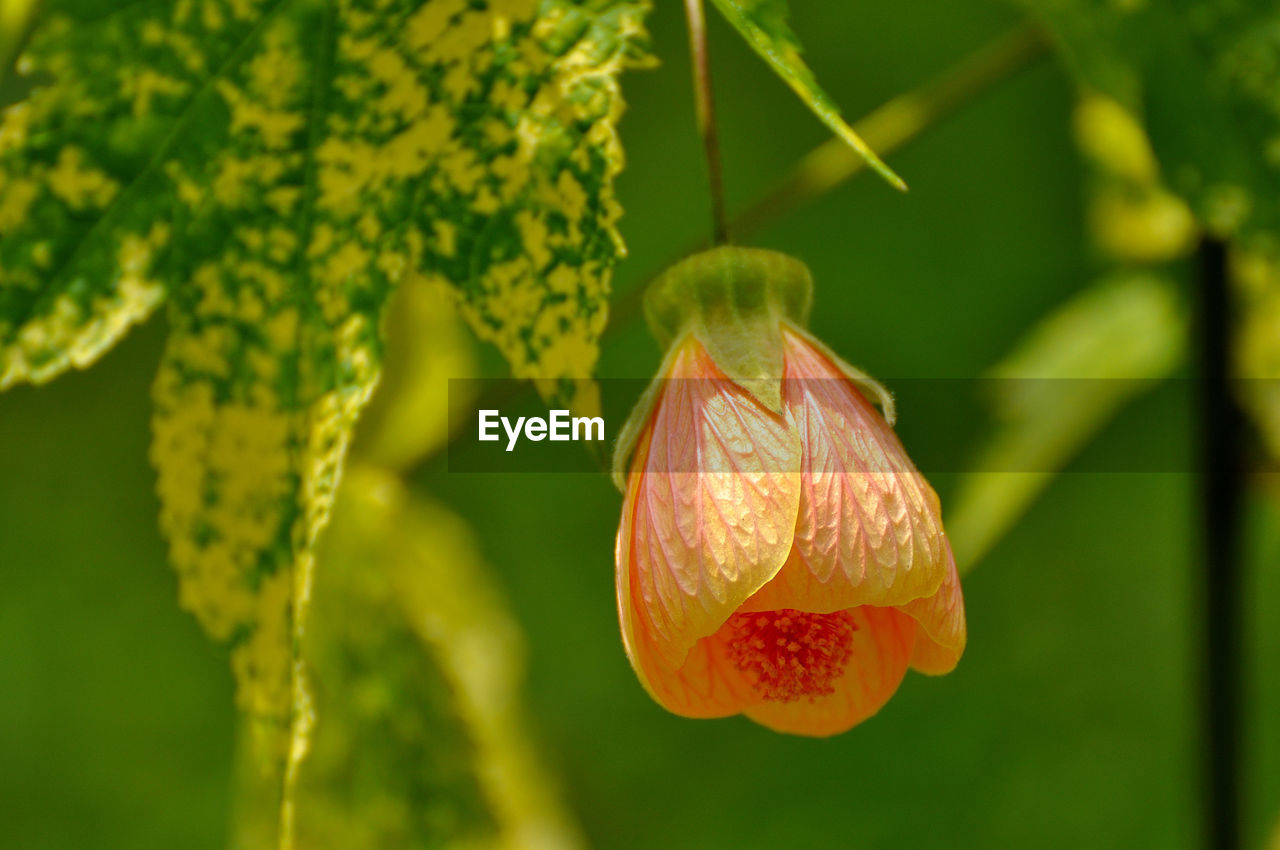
[
  {"xmin": 643, "ymin": 246, "xmax": 812, "ymax": 411},
  {"xmin": 613, "ymin": 246, "xmax": 897, "ymax": 490},
  {"xmin": 612, "ymin": 246, "xmax": 810, "ymax": 490}
]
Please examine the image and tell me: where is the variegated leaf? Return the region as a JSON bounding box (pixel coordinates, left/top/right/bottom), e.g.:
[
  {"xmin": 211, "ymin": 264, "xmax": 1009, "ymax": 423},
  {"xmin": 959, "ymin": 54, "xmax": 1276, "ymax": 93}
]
[{"xmin": 0, "ymin": 0, "xmax": 650, "ymax": 835}]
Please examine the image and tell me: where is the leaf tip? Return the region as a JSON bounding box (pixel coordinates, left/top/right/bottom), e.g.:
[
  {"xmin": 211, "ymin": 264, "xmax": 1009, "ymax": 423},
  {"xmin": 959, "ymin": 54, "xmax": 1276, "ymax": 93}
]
[{"xmin": 864, "ymin": 149, "xmax": 907, "ymax": 192}]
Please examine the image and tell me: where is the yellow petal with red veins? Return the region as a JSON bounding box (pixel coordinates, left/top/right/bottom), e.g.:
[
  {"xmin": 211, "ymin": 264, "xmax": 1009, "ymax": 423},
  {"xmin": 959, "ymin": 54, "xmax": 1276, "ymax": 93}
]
[
  {"xmin": 743, "ymin": 327, "xmax": 947, "ymax": 615},
  {"xmin": 623, "ymin": 335, "xmax": 802, "ymax": 668},
  {"xmin": 900, "ymin": 542, "xmax": 966, "ymax": 674},
  {"xmin": 616, "ymin": 428, "xmax": 757, "ymax": 717}
]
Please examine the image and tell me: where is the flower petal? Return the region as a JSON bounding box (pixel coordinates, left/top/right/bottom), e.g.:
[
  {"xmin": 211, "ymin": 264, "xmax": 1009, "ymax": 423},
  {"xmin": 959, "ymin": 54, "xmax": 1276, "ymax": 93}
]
[
  {"xmin": 743, "ymin": 606, "xmax": 915, "ymax": 736},
  {"xmin": 899, "ymin": 540, "xmax": 966, "ymax": 674},
  {"xmin": 626, "ymin": 335, "xmax": 802, "ymax": 667},
  {"xmin": 623, "ymin": 599, "xmax": 759, "ymax": 719},
  {"xmin": 617, "ymin": 442, "xmax": 757, "ymax": 717},
  {"xmin": 744, "ymin": 327, "xmax": 948, "ymax": 614}
]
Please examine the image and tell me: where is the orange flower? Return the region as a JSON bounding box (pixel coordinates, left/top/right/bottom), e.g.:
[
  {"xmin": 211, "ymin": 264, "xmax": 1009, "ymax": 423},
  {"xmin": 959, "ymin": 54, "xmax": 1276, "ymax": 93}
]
[{"xmin": 613, "ymin": 247, "xmax": 965, "ymax": 736}]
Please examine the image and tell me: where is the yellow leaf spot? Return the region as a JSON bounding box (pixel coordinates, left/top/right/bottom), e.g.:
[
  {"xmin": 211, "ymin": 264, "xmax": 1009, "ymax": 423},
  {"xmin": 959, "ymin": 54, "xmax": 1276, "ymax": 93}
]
[
  {"xmin": 231, "ymin": 569, "xmax": 294, "ymax": 718},
  {"xmin": 321, "ymin": 241, "xmax": 369, "ymax": 288},
  {"xmin": 46, "ymin": 147, "xmax": 119, "ymax": 211},
  {"xmin": 516, "ymin": 210, "xmax": 551, "ymax": 269},
  {"xmin": 0, "ymin": 175, "xmax": 39, "ymax": 232},
  {"xmin": 433, "ymin": 220, "xmax": 457, "ymax": 258},
  {"xmin": 265, "ymin": 308, "xmax": 299, "ymax": 350},
  {"xmin": 217, "ymin": 80, "xmax": 305, "ymax": 149},
  {"xmin": 248, "ymin": 39, "xmax": 303, "ymax": 110},
  {"xmin": 121, "ymin": 68, "xmax": 188, "ymax": 118},
  {"xmin": 0, "ymin": 102, "xmax": 32, "ymax": 155},
  {"xmin": 266, "ymin": 186, "xmax": 302, "ymax": 216},
  {"xmin": 405, "ymin": 0, "xmax": 466, "ymax": 54},
  {"xmin": 201, "ymin": 0, "xmax": 225, "ymax": 32}
]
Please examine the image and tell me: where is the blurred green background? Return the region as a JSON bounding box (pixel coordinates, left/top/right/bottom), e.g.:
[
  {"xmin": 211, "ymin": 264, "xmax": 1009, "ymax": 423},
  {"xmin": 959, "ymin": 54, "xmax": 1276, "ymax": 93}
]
[{"xmin": 2, "ymin": 0, "xmax": 1278, "ymax": 847}]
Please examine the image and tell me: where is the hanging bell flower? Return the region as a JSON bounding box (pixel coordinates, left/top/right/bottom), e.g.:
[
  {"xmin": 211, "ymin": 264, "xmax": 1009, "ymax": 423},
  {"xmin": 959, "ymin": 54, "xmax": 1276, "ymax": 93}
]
[{"xmin": 613, "ymin": 246, "xmax": 965, "ymax": 736}]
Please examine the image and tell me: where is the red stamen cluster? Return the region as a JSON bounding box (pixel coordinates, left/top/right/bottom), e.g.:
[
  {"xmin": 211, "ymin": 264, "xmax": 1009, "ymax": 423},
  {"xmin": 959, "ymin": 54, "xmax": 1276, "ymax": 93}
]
[{"xmin": 726, "ymin": 609, "xmax": 857, "ymax": 703}]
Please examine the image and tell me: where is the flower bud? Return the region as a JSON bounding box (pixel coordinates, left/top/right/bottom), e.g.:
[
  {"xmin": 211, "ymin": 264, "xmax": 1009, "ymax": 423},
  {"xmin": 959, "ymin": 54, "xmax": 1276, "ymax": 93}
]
[{"xmin": 614, "ymin": 247, "xmax": 964, "ymax": 736}]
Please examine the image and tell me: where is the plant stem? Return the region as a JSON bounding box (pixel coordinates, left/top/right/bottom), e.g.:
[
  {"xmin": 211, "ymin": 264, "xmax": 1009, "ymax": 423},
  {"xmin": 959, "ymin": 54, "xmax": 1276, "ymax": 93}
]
[
  {"xmin": 1198, "ymin": 237, "xmax": 1243, "ymax": 850},
  {"xmin": 413, "ymin": 22, "xmax": 1047, "ymax": 472},
  {"xmin": 683, "ymin": 0, "xmax": 729, "ymax": 245},
  {"xmin": 604, "ymin": 22, "xmax": 1047, "ymax": 335}
]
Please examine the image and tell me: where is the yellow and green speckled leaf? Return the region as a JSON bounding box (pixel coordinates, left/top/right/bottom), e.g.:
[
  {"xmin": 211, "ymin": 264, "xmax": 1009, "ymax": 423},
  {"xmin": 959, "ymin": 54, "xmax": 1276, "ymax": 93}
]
[
  {"xmin": 1, "ymin": 0, "xmax": 648, "ymax": 394},
  {"xmin": 0, "ymin": 0, "xmax": 650, "ymax": 836},
  {"xmin": 707, "ymin": 0, "xmax": 905, "ymax": 191},
  {"xmin": 290, "ymin": 464, "xmax": 586, "ymax": 850}
]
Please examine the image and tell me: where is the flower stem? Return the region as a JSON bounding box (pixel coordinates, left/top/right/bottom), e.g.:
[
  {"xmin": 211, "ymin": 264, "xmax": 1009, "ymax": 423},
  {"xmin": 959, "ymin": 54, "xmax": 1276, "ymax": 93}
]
[
  {"xmin": 683, "ymin": 0, "xmax": 729, "ymax": 245},
  {"xmin": 1197, "ymin": 236, "xmax": 1243, "ymax": 850},
  {"xmin": 604, "ymin": 22, "xmax": 1046, "ymax": 336},
  {"xmin": 415, "ymin": 22, "xmax": 1047, "ymax": 472}
]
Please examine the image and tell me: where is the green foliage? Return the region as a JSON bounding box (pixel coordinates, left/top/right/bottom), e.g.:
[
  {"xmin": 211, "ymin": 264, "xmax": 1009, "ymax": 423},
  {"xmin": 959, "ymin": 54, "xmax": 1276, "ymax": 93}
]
[
  {"xmin": 0, "ymin": 0, "xmax": 650, "ymax": 838},
  {"xmin": 294, "ymin": 465, "xmax": 585, "ymax": 850},
  {"xmin": 298, "ymin": 498, "xmax": 499, "ymax": 850},
  {"xmin": 948, "ymin": 273, "xmax": 1186, "ymax": 569},
  {"xmin": 1033, "ymin": 13, "xmax": 1280, "ymax": 521},
  {"xmin": 351, "ymin": 271, "xmax": 475, "ymax": 471},
  {"xmin": 0, "ymin": 0, "xmax": 37, "ymax": 88},
  {"xmin": 946, "ymin": 91, "xmax": 1196, "ymax": 570},
  {"xmin": 1019, "ymin": 0, "xmax": 1280, "ymax": 242},
  {"xmin": 1073, "ymin": 94, "xmax": 1197, "ymax": 263},
  {"xmin": 1233, "ymin": 246, "xmax": 1280, "ymax": 464},
  {"xmin": 5, "ymin": 1, "xmax": 1272, "ymax": 846},
  {"xmin": 707, "ymin": 0, "xmax": 906, "ymax": 191},
  {"xmin": 228, "ymin": 463, "xmax": 582, "ymax": 850}
]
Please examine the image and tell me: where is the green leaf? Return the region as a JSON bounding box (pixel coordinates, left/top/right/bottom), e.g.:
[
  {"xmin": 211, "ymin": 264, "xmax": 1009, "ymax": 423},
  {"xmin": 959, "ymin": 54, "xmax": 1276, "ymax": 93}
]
[
  {"xmin": 948, "ymin": 273, "xmax": 1185, "ymax": 570},
  {"xmin": 351, "ymin": 270, "xmax": 476, "ymax": 471},
  {"xmin": 1019, "ymin": 0, "xmax": 1280, "ymax": 241},
  {"xmin": 0, "ymin": 0, "xmax": 650, "ymax": 833},
  {"xmin": 707, "ymin": 0, "xmax": 906, "ymax": 192},
  {"xmin": 282, "ymin": 464, "xmax": 585, "ymax": 850}
]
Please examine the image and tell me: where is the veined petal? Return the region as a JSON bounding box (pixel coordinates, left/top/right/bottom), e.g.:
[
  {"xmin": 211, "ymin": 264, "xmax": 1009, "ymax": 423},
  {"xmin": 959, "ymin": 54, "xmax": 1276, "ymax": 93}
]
[
  {"xmin": 621, "ymin": 605, "xmax": 759, "ymax": 719},
  {"xmin": 743, "ymin": 606, "xmax": 915, "ymax": 737},
  {"xmin": 624, "ymin": 335, "xmax": 802, "ymax": 667},
  {"xmin": 900, "ymin": 540, "xmax": 966, "ymax": 674},
  {"xmin": 745, "ymin": 327, "xmax": 947, "ymax": 613},
  {"xmin": 616, "ymin": 429, "xmax": 756, "ymax": 717}
]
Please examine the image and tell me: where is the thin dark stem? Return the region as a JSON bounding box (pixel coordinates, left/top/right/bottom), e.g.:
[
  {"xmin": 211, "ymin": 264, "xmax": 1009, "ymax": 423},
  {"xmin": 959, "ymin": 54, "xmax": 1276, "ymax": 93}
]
[
  {"xmin": 412, "ymin": 23, "xmax": 1045, "ymax": 473},
  {"xmin": 1197, "ymin": 237, "xmax": 1243, "ymax": 850},
  {"xmin": 605, "ymin": 22, "xmax": 1045, "ymax": 337},
  {"xmin": 683, "ymin": 0, "xmax": 729, "ymax": 245}
]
